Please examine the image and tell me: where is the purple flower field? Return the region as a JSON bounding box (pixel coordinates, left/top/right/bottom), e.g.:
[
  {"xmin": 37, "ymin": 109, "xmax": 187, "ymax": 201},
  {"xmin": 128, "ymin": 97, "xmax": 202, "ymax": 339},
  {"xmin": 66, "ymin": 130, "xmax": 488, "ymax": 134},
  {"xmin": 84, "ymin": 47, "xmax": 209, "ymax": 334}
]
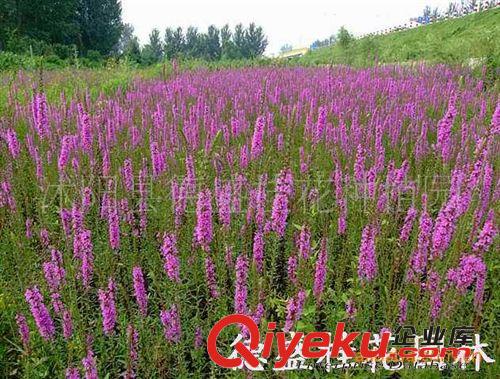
[{"xmin": 0, "ymin": 64, "xmax": 498, "ymax": 377}]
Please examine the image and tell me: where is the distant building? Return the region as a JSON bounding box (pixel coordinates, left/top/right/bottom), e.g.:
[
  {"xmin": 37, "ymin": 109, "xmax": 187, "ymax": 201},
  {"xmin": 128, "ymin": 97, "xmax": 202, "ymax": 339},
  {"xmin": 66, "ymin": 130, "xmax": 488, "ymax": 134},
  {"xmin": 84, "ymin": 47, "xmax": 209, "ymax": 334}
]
[{"xmin": 278, "ymin": 47, "xmax": 309, "ymax": 59}]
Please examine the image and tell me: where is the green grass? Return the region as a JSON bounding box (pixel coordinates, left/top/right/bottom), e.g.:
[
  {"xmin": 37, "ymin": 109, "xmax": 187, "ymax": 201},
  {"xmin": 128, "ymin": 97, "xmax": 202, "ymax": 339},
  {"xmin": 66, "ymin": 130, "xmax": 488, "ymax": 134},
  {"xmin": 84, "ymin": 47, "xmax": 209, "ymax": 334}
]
[{"xmin": 302, "ymin": 8, "xmax": 500, "ymax": 67}]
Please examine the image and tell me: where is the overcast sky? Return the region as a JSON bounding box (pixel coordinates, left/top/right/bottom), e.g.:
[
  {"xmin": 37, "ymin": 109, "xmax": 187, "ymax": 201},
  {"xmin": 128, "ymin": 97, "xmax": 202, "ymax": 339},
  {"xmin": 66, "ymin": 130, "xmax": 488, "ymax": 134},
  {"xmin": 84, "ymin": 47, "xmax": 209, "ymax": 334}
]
[{"xmin": 122, "ymin": 0, "xmax": 454, "ymax": 55}]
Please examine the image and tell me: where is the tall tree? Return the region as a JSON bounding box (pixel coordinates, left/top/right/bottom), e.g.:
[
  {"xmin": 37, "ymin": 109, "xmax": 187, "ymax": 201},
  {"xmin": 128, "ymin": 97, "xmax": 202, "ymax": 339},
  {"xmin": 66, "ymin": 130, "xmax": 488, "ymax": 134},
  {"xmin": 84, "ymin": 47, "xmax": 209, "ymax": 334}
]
[
  {"xmin": 337, "ymin": 26, "xmax": 353, "ymax": 49},
  {"xmin": 204, "ymin": 25, "xmax": 221, "ymax": 60},
  {"xmin": 244, "ymin": 23, "xmax": 268, "ymax": 58},
  {"xmin": 185, "ymin": 26, "xmax": 201, "ymax": 58},
  {"xmin": 75, "ymin": 0, "xmax": 123, "ymax": 55},
  {"xmin": 142, "ymin": 29, "xmax": 163, "ymax": 64},
  {"xmin": 148, "ymin": 28, "xmax": 163, "ymax": 61},
  {"xmin": 232, "ymin": 23, "xmax": 246, "ymax": 59},
  {"xmin": 220, "ymin": 24, "xmax": 235, "ymax": 59},
  {"xmin": 116, "ymin": 23, "xmax": 135, "ymax": 55},
  {"xmin": 164, "ymin": 27, "xmax": 176, "ymax": 59},
  {"xmin": 0, "ymin": 0, "xmax": 79, "ymax": 51},
  {"xmin": 173, "ymin": 27, "xmax": 185, "ymax": 57},
  {"xmin": 0, "ymin": 0, "xmax": 17, "ymax": 50},
  {"xmin": 164, "ymin": 27, "xmax": 185, "ymax": 58},
  {"xmin": 124, "ymin": 36, "xmax": 141, "ymax": 63}
]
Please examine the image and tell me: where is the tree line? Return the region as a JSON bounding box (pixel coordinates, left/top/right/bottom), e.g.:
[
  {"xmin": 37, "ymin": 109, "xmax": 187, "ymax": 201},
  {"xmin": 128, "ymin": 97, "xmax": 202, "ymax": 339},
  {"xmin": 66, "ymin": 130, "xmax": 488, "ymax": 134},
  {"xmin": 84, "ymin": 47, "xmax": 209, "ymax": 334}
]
[
  {"xmin": 0, "ymin": 0, "xmax": 122, "ymax": 59},
  {"xmin": 122, "ymin": 23, "xmax": 268, "ymax": 64},
  {"xmin": 0, "ymin": 1, "xmax": 268, "ymax": 65},
  {"xmin": 309, "ymin": 26, "xmax": 353, "ymax": 51}
]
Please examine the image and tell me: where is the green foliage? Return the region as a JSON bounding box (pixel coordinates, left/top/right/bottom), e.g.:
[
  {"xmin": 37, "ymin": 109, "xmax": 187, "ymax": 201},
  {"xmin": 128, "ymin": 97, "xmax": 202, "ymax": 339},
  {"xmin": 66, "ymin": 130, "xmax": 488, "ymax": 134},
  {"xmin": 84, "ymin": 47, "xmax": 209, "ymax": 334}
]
[
  {"xmin": 204, "ymin": 25, "xmax": 221, "ymax": 60},
  {"xmin": 162, "ymin": 23, "xmax": 268, "ymax": 61},
  {"xmin": 163, "ymin": 27, "xmax": 184, "ymax": 59},
  {"xmin": 0, "ymin": 51, "xmax": 103, "ymax": 71},
  {"xmin": 220, "ymin": 24, "xmax": 234, "ymax": 59},
  {"xmin": 243, "ymin": 22, "xmax": 268, "ymax": 58},
  {"xmin": 0, "ymin": 0, "xmax": 123, "ymax": 58},
  {"xmin": 337, "ymin": 26, "xmax": 354, "ymax": 49},
  {"xmin": 0, "ymin": 0, "xmax": 79, "ymax": 48},
  {"xmin": 74, "ymin": 0, "xmax": 123, "ymax": 56},
  {"xmin": 184, "ymin": 26, "xmax": 202, "ymax": 59},
  {"xmin": 0, "ymin": 52, "xmax": 39, "ymax": 71},
  {"xmin": 79, "ymin": 50, "xmax": 104, "ymax": 68},
  {"xmin": 0, "ymin": 0, "xmax": 267, "ymax": 68},
  {"xmin": 149, "ymin": 29, "xmax": 164, "ymax": 62},
  {"xmin": 119, "ymin": 24, "xmax": 142, "ymax": 65},
  {"xmin": 302, "ymin": 8, "xmax": 500, "ymax": 69},
  {"xmin": 232, "ymin": 24, "xmax": 246, "ymax": 59},
  {"xmin": 141, "ymin": 29, "xmax": 164, "ymax": 65}
]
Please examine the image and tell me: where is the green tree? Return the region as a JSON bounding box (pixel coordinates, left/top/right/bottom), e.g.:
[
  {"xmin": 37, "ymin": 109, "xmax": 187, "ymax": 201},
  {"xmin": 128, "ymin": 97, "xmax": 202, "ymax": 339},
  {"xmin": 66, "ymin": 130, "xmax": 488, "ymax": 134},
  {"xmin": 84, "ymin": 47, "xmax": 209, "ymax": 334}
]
[
  {"xmin": 116, "ymin": 23, "xmax": 135, "ymax": 54},
  {"xmin": 360, "ymin": 37, "xmax": 379, "ymax": 65},
  {"xmin": 75, "ymin": 0, "xmax": 123, "ymax": 56},
  {"xmin": 125, "ymin": 37, "xmax": 141, "ymax": 63},
  {"xmin": 185, "ymin": 26, "xmax": 201, "ymax": 58},
  {"xmin": 232, "ymin": 23, "xmax": 246, "ymax": 59},
  {"xmin": 164, "ymin": 27, "xmax": 175, "ymax": 59},
  {"xmin": 244, "ymin": 23, "xmax": 268, "ymax": 58},
  {"xmin": 173, "ymin": 27, "xmax": 185, "ymax": 57},
  {"xmin": 0, "ymin": 0, "xmax": 79, "ymax": 53},
  {"xmin": 0, "ymin": 0, "xmax": 123, "ymax": 57},
  {"xmin": 147, "ymin": 28, "xmax": 163, "ymax": 62},
  {"xmin": 337, "ymin": 26, "xmax": 353, "ymax": 49},
  {"xmin": 0, "ymin": 0, "xmax": 14, "ymax": 49},
  {"xmin": 204, "ymin": 25, "xmax": 221, "ymax": 60},
  {"xmin": 336, "ymin": 26, "xmax": 354, "ymax": 65},
  {"xmin": 164, "ymin": 27, "xmax": 185, "ymax": 59},
  {"xmin": 220, "ymin": 24, "xmax": 236, "ymax": 59},
  {"xmin": 116, "ymin": 23, "xmax": 140, "ymax": 63}
]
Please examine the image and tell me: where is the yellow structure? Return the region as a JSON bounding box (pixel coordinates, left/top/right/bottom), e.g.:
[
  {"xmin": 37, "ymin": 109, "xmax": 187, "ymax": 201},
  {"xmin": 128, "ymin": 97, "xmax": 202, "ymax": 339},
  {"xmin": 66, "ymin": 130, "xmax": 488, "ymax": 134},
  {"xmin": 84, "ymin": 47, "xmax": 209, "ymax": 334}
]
[{"xmin": 278, "ymin": 47, "xmax": 309, "ymax": 59}]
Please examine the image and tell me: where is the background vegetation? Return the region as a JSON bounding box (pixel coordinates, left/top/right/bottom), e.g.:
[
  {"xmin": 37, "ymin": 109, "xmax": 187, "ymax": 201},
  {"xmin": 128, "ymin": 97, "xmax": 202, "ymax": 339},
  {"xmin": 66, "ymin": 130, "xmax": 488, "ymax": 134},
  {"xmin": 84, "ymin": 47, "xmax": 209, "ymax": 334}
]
[
  {"xmin": 0, "ymin": 0, "xmax": 269, "ymax": 71},
  {"xmin": 302, "ymin": 7, "xmax": 499, "ymax": 69}
]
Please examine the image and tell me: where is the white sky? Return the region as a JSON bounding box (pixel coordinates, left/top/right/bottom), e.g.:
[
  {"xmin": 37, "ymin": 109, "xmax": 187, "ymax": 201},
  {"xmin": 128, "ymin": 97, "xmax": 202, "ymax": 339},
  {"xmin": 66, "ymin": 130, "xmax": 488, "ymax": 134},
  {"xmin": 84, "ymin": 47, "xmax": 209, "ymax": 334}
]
[{"xmin": 121, "ymin": 0, "xmax": 454, "ymax": 55}]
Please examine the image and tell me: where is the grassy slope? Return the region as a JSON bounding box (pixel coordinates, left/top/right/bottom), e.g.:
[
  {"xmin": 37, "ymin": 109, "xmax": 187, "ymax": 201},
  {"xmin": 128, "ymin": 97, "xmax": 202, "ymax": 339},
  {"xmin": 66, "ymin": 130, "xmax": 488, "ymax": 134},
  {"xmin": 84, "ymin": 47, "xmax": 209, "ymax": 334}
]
[{"xmin": 302, "ymin": 7, "xmax": 500, "ymax": 66}]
